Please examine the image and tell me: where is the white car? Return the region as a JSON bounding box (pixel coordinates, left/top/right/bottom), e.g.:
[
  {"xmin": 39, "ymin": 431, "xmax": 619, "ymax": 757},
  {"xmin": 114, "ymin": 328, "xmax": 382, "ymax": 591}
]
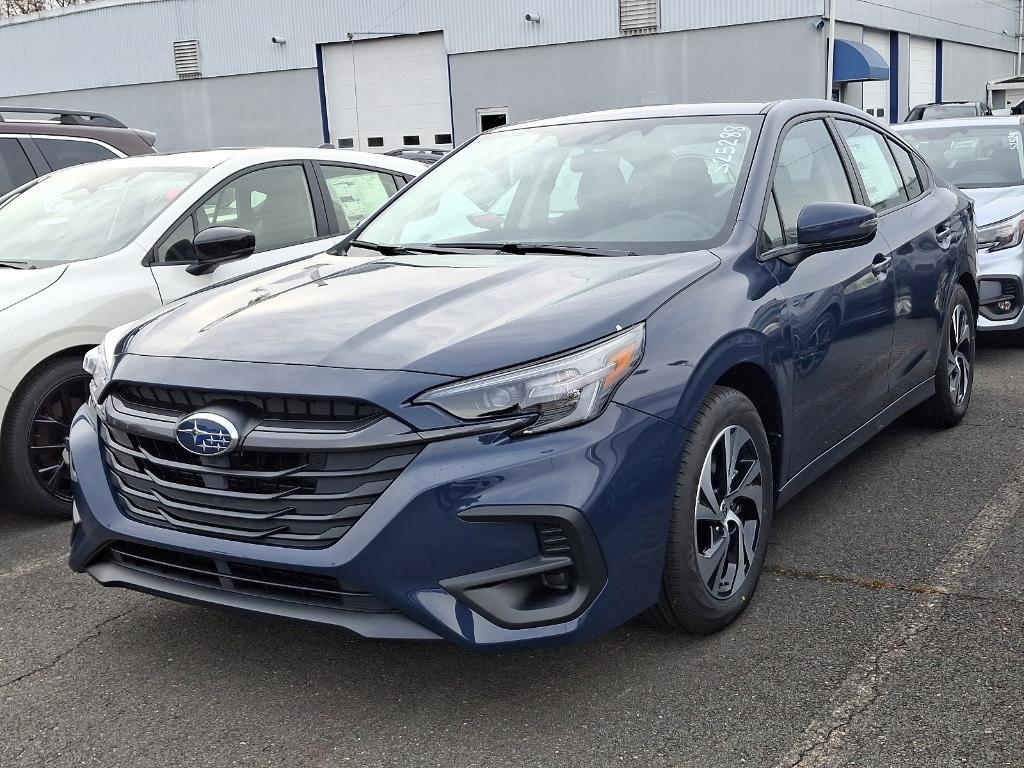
[
  {"xmin": 0, "ymin": 147, "xmax": 423, "ymax": 518},
  {"xmin": 895, "ymin": 117, "xmax": 1024, "ymax": 334}
]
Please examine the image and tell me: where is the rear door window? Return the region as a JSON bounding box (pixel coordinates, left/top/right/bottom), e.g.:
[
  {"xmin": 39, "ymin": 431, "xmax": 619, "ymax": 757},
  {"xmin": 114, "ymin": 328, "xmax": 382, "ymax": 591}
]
[
  {"xmin": 34, "ymin": 138, "xmax": 118, "ymax": 171},
  {"xmin": 835, "ymin": 121, "xmax": 908, "ymax": 212},
  {"xmin": 887, "ymin": 139, "xmax": 925, "ymax": 200},
  {"xmin": 0, "ymin": 138, "xmax": 35, "ymax": 196},
  {"xmin": 318, "ymin": 164, "xmax": 399, "ymax": 233}
]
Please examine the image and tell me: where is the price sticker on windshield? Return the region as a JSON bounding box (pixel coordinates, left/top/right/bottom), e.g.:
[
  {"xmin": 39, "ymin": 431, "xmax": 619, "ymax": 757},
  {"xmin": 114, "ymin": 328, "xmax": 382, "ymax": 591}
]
[{"xmin": 710, "ymin": 125, "xmax": 749, "ymax": 176}]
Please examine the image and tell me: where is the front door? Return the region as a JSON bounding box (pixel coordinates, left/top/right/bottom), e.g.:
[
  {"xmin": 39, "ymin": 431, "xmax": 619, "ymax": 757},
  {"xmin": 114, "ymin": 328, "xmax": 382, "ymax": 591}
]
[
  {"xmin": 150, "ymin": 163, "xmax": 342, "ymax": 303},
  {"xmin": 767, "ymin": 118, "xmax": 896, "ymax": 472}
]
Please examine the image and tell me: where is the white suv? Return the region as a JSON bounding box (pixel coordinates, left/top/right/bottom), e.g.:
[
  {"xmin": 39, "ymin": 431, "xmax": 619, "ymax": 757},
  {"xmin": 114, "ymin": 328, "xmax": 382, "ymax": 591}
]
[{"xmin": 0, "ymin": 147, "xmax": 423, "ymax": 517}]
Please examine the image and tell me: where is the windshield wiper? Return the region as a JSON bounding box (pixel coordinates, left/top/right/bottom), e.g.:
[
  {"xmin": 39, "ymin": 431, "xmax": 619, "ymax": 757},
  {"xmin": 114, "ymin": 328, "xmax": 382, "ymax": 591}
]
[
  {"xmin": 429, "ymin": 241, "xmax": 638, "ymax": 258},
  {"xmin": 330, "ymin": 239, "xmax": 452, "ymax": 257},
  {"xmin": 0, "ymin": 260, "xmax": 35, "ymax": 270}
]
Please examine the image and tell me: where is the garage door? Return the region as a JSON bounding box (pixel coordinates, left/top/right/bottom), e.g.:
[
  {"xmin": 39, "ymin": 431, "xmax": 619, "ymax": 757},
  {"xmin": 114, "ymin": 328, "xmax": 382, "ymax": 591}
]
[
  {"xmin": 861, "ymin": 29, "xmax": 890, "ymax": 121},
  {"xmin": 909, "ymin": 36, "xmax": 937, "ymax": 113},
  {"xmin": 322, "ymin": 32, "xmax": 453, "ymax": 153}
]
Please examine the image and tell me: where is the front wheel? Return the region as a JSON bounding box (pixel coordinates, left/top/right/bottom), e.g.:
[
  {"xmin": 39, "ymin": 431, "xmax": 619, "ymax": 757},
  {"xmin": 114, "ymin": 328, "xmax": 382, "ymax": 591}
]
[
  {"xmin": 1, "ymin": 356, "xmax": 90, "ymax": 519},
  {"xmin": 645, "ymin": 386, "xmax": 774, "ymax": 634},
  {"xmin": 916, "ymin": 284, "xmax": 975, "ymax": 428}
]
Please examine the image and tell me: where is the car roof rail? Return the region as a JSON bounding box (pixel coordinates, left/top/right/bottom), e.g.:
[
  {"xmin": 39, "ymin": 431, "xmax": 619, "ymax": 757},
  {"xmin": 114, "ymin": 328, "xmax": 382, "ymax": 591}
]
[{"xmin": 0, "ymin": 106, "xmax": 127, "ymax": 128}]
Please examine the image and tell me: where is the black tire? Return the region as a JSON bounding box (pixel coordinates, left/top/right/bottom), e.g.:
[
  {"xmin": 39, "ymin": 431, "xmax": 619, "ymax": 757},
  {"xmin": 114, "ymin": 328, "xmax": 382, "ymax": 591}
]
[
  {"xmin": 644, "ymin": 386, "xmax": 774, "ymax": 634},
  {"xmin": 916, "ymin": 284, "xmax": 975, "ymax": 428},
  {"xmin": 1, "ymin": 356, "xmax": 90, "ymax": 520}
]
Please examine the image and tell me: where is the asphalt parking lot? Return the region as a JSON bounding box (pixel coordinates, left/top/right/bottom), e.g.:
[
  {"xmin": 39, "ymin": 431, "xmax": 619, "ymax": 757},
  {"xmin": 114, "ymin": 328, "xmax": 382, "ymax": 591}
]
[{"xmin": 2, "ymin": 340, "xmax": 1022, "ymax": 768}]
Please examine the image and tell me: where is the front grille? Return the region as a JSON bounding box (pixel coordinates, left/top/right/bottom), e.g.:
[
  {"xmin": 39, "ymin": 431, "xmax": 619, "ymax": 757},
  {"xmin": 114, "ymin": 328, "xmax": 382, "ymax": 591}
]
[
  {"xmin": 101, "ymin": 540, "xmax": 394, "ymax": 612},
  {"xmin": 101, "ymin": 420, "xmax": 421, "ymax": 548},
  {"xmin": 113, "ymin": 383, "xmax": 383, "ymax": 423}
]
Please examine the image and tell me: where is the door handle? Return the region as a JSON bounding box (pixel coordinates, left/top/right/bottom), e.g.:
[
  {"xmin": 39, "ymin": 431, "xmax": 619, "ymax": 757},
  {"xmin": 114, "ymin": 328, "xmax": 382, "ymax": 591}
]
[
  {"xmin": 935, "ymin": 224, "xmax": 954, "ymax": 247},
  {"xmin": 871, "ymin": 254, "xmax": 893, "ymax": 277}
]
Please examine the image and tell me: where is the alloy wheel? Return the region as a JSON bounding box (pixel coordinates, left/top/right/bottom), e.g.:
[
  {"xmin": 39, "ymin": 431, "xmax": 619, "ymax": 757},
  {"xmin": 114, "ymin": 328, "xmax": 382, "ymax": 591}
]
[
  {"xmin": 693, "ymin": 425, "xmax": 765, "ymax": 600},
  {"xmin": 27, "ymin": 374, "xmax": 90, "ymax": 503},
  {"xmin": 947, "ymin": 303, "xmax": 972, "ymax": 407}
]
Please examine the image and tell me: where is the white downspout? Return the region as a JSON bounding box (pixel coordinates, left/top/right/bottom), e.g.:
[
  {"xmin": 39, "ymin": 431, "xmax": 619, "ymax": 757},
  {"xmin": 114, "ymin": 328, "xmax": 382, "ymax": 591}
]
[
  {"xmin": 1017, "ymin": 0, "xmax": 1023, "ymax": 76},
  {"xmin": 826, "ymin": 0, "xmax": 837, "ymax": 99}
]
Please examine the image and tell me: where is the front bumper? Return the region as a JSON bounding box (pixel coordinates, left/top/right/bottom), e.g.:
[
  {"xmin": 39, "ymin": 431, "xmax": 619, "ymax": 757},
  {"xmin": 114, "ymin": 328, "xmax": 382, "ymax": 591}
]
[
  {"xmin": 977, "ymin": 246, "xmax": 1024, "ymax": 331},
  {"xmin": 69, "ymin": 392, "xmax": 685, "ymax": 650}
]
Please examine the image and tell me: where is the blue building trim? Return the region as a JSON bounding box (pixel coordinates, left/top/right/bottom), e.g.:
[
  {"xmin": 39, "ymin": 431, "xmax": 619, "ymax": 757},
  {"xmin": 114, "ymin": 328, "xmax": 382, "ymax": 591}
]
[
  {"xmin": 315, "ymin": 43, "xmax": 330, "ymax": 145},
  {"xmin": 889, "ymin": 31, "xmax": 900, "ymax": 123},
  {"xmin": 935, "ymin": 39, "xmax": 943, "ymax": 102}
]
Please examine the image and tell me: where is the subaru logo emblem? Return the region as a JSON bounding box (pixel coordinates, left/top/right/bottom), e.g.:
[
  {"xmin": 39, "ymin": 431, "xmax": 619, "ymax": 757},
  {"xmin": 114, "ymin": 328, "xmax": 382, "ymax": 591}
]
[{"xmin": 174, "ymin": 412, "xmax": 239, "ymax": 457}]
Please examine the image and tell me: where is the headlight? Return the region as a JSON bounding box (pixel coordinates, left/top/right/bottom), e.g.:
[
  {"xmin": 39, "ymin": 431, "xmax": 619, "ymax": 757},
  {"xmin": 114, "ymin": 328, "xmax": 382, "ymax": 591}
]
[
  {"xmin": 416, "ymin": 324, "xmax": 644, "ymax": 435},
  {"xmin": 83, "ymin": 321, "xmax": 138, "ymax": 402},
  {"xmin": 978, "ymin": 212, "xmax": 1024, "ymax": 252}
]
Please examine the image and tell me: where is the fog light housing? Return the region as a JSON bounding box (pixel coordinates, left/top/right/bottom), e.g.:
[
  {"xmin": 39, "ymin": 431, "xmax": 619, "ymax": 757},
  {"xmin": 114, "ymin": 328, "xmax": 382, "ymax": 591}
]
[{"xmin": 979, "ymin": 277, "xmax": 1022, "ymax": 321}]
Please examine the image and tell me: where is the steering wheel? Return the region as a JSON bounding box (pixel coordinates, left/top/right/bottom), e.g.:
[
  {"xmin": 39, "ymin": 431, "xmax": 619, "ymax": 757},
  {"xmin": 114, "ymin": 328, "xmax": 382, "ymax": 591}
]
[
  {"xmin": 674, "ymin": 153, "xmax": 737, "ymax": 185},
  {"xmin": 651, "ymin": 209, "xmax": 719, "ymax": 240}
]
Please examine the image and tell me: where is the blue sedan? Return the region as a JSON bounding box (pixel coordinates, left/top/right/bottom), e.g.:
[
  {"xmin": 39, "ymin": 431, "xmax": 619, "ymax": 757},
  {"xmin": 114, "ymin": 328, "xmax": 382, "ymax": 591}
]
[{"xmin": 69, "ymin": 99, "xmax": 977, "ymax": 649}]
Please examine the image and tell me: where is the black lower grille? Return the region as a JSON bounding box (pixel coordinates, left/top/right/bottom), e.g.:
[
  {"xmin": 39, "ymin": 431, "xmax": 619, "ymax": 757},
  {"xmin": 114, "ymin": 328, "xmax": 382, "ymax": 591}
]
[
  {"xmin": 113, "ymin": 383, "xmax": 383, "ymax": 424},
  {"xmin": 101, "ymin": 422, "xmax": 420, "ymax": 548},
  {"xmin": 103, "ymin": 540, "xmax": 394, "ymax": 613}
]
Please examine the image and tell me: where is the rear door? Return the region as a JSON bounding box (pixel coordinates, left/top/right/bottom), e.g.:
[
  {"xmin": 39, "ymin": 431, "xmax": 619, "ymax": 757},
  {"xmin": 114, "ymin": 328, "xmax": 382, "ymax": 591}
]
[
  {"xmin": 833, "ymin": 118, "xmax": 957, "ymax": 400},
  {"xmin": 149, "ymin": 162, "xmax": 340, "ymax": 303}
]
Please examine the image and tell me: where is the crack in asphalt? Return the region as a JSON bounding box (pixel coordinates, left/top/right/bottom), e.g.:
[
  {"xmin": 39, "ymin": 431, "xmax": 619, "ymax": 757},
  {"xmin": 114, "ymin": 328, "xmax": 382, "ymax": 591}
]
[
  {"xmin": 775, "ymin": 457, "xmax": 1024, "ymax": 768},
  {"xmin": 766, "ymin": 566, "xmax": 1024, "ymax": 607},
  {"xmin": 0, "ymin": 597, "xmax": 153, "ymax": 691}
]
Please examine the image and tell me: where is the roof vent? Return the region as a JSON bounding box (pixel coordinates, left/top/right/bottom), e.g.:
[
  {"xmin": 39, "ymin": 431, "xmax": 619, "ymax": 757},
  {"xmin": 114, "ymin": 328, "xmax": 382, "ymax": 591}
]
[
  {"xmin": 620, "ymin": 0, "xmax": 659, "ymax": 35},
  {"xmin": 173, "ymin": 40, "xmax": 201, "ymax": 79}
]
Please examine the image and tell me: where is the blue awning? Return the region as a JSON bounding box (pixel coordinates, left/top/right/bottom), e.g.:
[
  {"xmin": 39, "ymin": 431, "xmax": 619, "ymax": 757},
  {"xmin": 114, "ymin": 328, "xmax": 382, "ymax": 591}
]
[{"xmin": 833, "ymin": 39, "xmax": 889, "ymax": 83}]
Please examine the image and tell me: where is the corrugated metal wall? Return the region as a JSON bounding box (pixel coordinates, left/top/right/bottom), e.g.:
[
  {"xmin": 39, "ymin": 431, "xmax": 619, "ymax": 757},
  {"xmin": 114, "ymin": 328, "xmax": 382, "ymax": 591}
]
[
  {"xmin": 0, "ymin": 0, "xmax": 821, "ymax": 97},
  {"xmin": 0, "ymin": 0, "xmax": 1016, "ymax": 98}
]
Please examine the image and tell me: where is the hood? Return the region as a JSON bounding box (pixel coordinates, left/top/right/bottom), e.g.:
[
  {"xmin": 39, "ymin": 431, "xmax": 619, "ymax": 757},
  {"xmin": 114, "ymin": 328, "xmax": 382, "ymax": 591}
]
[
  {"xmin": 127, "ymin": 250, "xmax": 720, "ymax": 377},
  {"xmin": 962, "ymin": 186, "xmax": 1024, "ymax": 227},
  {"xmin": 0, "ymin": 265, "xmax": 66, "ymax": 313}
]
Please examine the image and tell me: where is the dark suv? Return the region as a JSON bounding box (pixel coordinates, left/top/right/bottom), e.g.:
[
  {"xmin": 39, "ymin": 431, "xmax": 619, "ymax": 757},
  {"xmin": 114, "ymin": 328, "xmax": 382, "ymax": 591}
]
[
  {"xmin": 0, "ymin": 106, "xmax": 156, "ymax": 196},
  {"xmin": 904, "ymin": 101, "xmax": 993, "ymax": 122}
]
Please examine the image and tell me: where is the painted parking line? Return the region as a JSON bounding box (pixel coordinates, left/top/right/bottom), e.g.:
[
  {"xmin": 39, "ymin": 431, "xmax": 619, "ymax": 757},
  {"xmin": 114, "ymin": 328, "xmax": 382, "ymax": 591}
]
[{"xmin": 777, "ymin": 457, "xmax": 1024, "ymax": 768}]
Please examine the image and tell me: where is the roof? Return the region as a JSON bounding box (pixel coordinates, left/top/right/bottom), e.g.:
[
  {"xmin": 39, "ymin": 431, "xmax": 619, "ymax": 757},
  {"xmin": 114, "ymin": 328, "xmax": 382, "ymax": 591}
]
[
  {"xmin": 894, "ymin": 116, "xmax": 1024, "ymax": 132},
  {"xmin": 100, "ymin": 147, "xmax": 426, "ymax": 175},
  {"xmin": 497, "ymin": 103, "xmax": 772, "ymax": 132},
  {"xmin": 494, "ymin": 99, "xmax": 872, "ymax": 132}
]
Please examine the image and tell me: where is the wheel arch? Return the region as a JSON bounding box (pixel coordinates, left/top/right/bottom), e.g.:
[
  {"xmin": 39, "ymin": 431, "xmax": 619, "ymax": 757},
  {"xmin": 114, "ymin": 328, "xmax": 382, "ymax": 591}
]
[
  {"xmin": 957, "ymin": 270, "xmax": 978, "ymax": 317},
  {"xmin": 2, "ymin": 344, "xmax": 95, "ymax": 429},
  {"xmin": 670, "ymin": 330, "xmax": 790, "ymax": 491}
]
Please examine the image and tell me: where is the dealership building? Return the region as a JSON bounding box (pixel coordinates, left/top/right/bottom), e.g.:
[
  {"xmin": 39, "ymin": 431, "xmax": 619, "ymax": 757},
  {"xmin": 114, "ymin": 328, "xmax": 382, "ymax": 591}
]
[{"xmin": 1, "ymin": 0, "xmax": 1021, "ymax": 151}]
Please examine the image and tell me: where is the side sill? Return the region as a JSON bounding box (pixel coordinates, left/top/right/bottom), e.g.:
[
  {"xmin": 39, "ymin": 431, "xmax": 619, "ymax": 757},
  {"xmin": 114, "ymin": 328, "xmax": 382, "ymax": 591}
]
[{"xmin": 777, "ymin": 376, "xmax": 935, "ymax": 507}]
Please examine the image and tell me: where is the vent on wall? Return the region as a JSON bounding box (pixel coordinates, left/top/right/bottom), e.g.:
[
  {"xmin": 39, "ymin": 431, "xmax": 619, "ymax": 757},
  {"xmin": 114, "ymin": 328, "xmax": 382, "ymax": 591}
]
[
  {"xmin": 173, "ymin": 40, "xmax": 201, "ymax": 79},
  {"xmin": 620, "ymin": 0, "xmax": 659, "ymax": 35}
]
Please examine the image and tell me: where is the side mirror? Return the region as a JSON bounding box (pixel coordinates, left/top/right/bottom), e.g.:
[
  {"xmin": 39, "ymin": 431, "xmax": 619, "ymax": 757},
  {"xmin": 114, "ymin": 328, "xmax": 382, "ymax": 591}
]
[
  {"xmin": 186, "ymin": 227, "xmax": 256, "ymax": 275},
  {"xmin": 796, "ymin": 202, "xmax": 878, "ymax": 251},
  {"xmin": 765, "ymin": 202, "xmax": 877, "ymax": 266}
]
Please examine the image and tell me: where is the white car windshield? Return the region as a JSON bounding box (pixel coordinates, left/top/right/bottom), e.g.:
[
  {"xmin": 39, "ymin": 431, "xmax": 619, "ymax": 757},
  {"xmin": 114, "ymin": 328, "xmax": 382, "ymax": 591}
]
[
  {"xmin": 358, "ymin": 115, "xmax": 763, "ymax": 255},
  {"xmin": 0, "ymin": 162, "xmax": 206, "ymax": 266},
  {"xmin": 902, "ymin": 125, "xmax": 1024, "ymax": 188}
]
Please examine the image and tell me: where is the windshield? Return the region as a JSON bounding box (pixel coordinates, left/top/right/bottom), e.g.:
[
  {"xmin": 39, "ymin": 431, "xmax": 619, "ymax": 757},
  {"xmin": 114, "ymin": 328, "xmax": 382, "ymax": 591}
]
[
  {"xmin": 358, "ymin": 115, "xmax": 763, "ymax": 255},
  {"xmin": 0, "ymin": 162, "xmax": 206, "ymax": 266},
  {"xmin": 900, "ymin": 125, "xmax": 1024, "ymax": 188},
  {"xmin": 910, "ymin": 105, "xmax": 979, "ymax": 121}
]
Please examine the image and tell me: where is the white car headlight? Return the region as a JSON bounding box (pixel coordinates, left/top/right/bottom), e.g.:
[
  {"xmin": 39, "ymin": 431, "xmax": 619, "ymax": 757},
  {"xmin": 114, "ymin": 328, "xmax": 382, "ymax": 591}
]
[
  {"xmin": 416, "ymin": 324, "xmax": 645, "ymax": 435},
  {"xmin": 83, "ymin": 321, "xmax": 139, "ymax": 401},
  {"xmin": 978, "ymin": 211, "xmax": 1024, "ymax": 252}
]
